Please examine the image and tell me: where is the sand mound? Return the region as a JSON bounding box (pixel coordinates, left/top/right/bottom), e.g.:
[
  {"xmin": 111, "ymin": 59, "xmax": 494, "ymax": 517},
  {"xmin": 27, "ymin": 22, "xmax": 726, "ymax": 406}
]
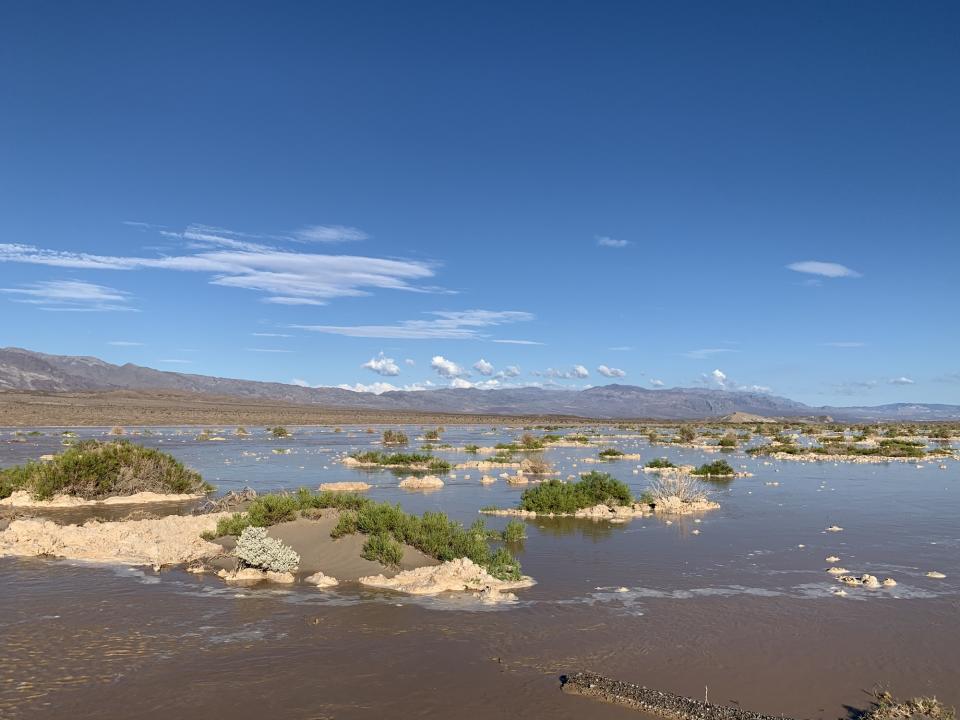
[
  {"xmin": 359, "ymin": 557, "xmax": 535, "ymax": 597},
  {"xmin": 0, "ymin": 513, "xmax": 228, "ymax": 568},
  {"xmin": 398, "ymin": 475, "xmax": 444, "ymax": 490},
  {"xmin": 651, "ymin": 496, "xmax": 720, "ymax": 515},
  {"xmin": 218, "ymin": 567, "xmax": 296, "ymax": 584},
  {"xmin": 0, "ymin": 490, "xmax": 206, "ymax": 508},
  {"xmin": 318, "ymin": 482, "xmax": 371, "ymax": 492}
]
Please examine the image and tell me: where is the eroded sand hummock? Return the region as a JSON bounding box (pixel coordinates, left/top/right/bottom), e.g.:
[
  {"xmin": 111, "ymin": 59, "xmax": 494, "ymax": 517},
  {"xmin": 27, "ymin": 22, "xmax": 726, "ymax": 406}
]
[
  {"xmin": 359, "ymin": 557, "xmax": 534, "ymax": 598},
  {"xmin": 318, "ymin": 482, "xmax": 371, "ymax": 492},
  {"xmin": 0, "ymin": 513, "xmax": 229, "ymax": 568},
  {"xmin": 218, "ymin": 567, "xmax": 296, "ymax": 584},
  {"xmin": 398, "ymin": 475, "xmax": 444, "ymax": 490},
  {"xmin": 0, "ymin": 490, "xmax": 207, "ymax": 508}
]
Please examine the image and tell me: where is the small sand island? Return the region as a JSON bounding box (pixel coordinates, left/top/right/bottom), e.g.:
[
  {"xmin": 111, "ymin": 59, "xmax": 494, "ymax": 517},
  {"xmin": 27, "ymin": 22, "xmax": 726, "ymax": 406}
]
[
  {"xmin": 0, "ymin": 439, "xmax": 212, "ymax": 507},
  {"xmin": 481, "ymin": 471, "xmax": 720, "ymax": 521}
]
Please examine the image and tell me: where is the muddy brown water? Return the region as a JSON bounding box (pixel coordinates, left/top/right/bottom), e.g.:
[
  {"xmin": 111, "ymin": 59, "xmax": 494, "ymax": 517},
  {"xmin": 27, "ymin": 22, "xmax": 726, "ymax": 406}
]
[{"xmin": 2, "ymin": 426, "xmax": 959, "ymax": 719}]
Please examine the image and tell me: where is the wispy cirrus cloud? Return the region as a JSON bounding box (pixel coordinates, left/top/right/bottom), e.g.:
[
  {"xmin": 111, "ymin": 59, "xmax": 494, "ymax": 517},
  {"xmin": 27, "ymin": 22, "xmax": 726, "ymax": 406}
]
[
  {"xmin": 0, "ymin": 279, "xmax": 137, "ymax": 311},
  {"xmin": 683, "ymin": 348, "xmax": 737, "ymax": 360},
  {"xmin": 245, "ymin": 347, "xmax": 293, "ymax": 353},
  {"xmin": 595, "ymin": 235, "xmax": 631, "ymax": 248},
  {"xmin": 293, "ymin": 310, "xmax": 533, "ymax": 340},
  {"xmin": 0, "ymin": 223, "xmax": 436, "ymax": 307},
  {"xmin": 294, "ymin": 225, "xmax": 368, "ymax": 243},
  {"xmin": 492, "ymin": 339, "xmax": 543, "ymax": 346},
  {"xmin": 787, "ymin": 261, "xmax": 861, "ymax": 278}
]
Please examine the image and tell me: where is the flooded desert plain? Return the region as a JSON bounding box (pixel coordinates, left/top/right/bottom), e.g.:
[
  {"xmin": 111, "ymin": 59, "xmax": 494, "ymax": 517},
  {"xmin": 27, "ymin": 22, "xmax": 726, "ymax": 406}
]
[{"xmin": 1, "ymin": 425, "xmax": 958, "ymax": 719}]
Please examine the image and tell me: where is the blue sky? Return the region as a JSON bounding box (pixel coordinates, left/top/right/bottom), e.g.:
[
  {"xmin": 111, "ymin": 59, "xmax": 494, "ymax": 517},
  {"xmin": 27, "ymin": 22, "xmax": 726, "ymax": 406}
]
[{"xmin": 1, "ymin": 1, "xmax": 958, "ymax": 406}]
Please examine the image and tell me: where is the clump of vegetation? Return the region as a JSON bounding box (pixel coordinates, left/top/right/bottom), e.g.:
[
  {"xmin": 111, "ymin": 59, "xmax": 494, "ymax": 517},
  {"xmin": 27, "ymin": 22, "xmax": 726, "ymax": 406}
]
[
  {"xmin": 718, "ymin": 433, "xmax": 737, "ymax": 448},
  {"xmin": 382, "ymin": 429, "xmax": 409, "ymax": 445},
  {"xmin": 501, "ymin": 519, "xmax": 526, "ymax": 542},
  {"xmin": 332, "ymin": 502, "xmax": 522, "ymax": 580},
  {"xmin": 519, "ymin": 471, "xmax": 633, "ymax": 513},
  {"xmin": 0, "ymin": 440, "xmax": 211, "ymax": 501},
  {"xmin": 691, "ymin": 460, "xmax": 735, "ymax": 476},
  {"xmin": 348, "ymin": 451, "xmax": 451, "ymax": 472},
  {"xmin": 676, "ymin": 425, "xmax": 697, "ymax": 443},
  {"xmin": 268, "ymin": 426, "xmax": 290, "ymax": 439},
  {"xmin": 864, "ymin": 690, "xmax": 954, "ymax": 720},
  {"xmin": 423, "ymin": 428, "xmax": 442, "ymax": 441},
  {"xmin": 361, "ymin": 531, "xmax": 405, "ymax": 567},
  {"xmin": 645, "ymin": 457, "xmax": 676, "ymax": 469},
  {"xmin": 565, "ymin": 433, "xmax": 591, "ymax": 444},
  {"xmin": 235, "ymin": 526, "xmax": 300, "ymax": 573},
  {"xmin": 464, "ymin": 444, "xmax": 480, "ymax": 454},
  {"xmin": 234, "ymin": 427, "xmax": 249, "ymax": 437},
  {"xmin": 646, "ymin": 475, "xmax": 707, "ymax": 504},
  {"xmin": 211, "ymin": 488, "xmax": 371, "ymax": 537},
  {"xmin": 598, "ymin": 448, "xmax": 625, "ymax": 459},
  {"xmin": 520, "ymin": 454, "xmax": 553, "ymax": 475}
]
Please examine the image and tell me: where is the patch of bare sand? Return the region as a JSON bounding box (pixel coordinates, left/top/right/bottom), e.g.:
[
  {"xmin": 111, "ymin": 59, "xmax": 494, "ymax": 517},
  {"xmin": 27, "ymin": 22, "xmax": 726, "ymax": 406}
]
[
  {"xmin": 0, "ymin": 490, "xmax": 207, "ymax": 508},
  {"xmin": 0, "ymin": 513, "xmax": 229, "ymax": 568}
]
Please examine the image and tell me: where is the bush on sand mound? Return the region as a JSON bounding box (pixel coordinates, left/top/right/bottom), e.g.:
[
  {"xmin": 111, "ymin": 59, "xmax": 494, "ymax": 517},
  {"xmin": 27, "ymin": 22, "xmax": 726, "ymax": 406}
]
[{"xmin": 0, "ymin": 440, "xmax": 211, "ymax": 501}]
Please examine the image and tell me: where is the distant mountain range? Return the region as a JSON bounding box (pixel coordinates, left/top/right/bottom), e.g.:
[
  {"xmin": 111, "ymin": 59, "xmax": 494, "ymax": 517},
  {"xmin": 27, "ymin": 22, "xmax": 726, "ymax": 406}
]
[{"xmin": 1, "ymin": 347, "xmax": 958, "ymax": 421}]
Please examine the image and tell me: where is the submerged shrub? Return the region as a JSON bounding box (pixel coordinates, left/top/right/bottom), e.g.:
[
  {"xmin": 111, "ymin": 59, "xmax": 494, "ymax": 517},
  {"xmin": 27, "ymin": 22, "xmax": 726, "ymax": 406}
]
[
  {"xmin": 647, "ymin": 475, "xmax": 706, "ymax": 504},
  {"xmin": 268, "ymin": 426, "xmax": 290, "ymax": 439},
  {"xmin": 598, "ymin": 448, "xmax": 625, "ymax": 459},
  {"xmin": 235, "ymin": 526, "xmax": 300, "ymax": 573},
  {"xmin": 501, "ymin": 519, "xmax": 526, "ymax": 543},
  {"xmin": 0, "ymin": 440, "xmax": 210, "ymax": 501},
  {"xmin": 519, "ymin": 471, "xmax": 633, "ymax": 513}
]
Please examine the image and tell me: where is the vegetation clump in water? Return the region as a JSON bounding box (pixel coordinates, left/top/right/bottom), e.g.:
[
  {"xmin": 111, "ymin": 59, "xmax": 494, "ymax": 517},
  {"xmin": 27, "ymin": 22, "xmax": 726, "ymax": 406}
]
[
  {"xmin": 645, "ymin": 457, "xmax": 676, "ymax": 469},
  {"xmin": 598, "ymin": 448, "xmax": 625, "ymax": 459},
  {"xmin": 864, "ymin": 690, "xmax": 955, "ymax": 720},
  {"xmin": 691, "ymin": 460, "xmax": 735, "ymax": 476},
  {"xmin": 348, "ymin": 451, "xmax": 451, "ymax": 472},
  {"xmin": 0, "ymin": 440, "xmax": 211, "ymax": 501},
  {"xmin": 519, "ymin": 471, "xmax": 633, "ymax": 513}
]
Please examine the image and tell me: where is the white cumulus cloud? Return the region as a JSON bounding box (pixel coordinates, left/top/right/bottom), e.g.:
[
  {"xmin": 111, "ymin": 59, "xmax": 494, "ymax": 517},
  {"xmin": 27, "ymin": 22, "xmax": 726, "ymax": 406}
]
[
  {"xmin": 473, "ymin": 358, "xmax": 494, "ymax": 376},
  {"xmin": 431, "ymin": 355, "xmax": 468, "ymax": 378},
  {"xmin": 597, "ymin": 364, "xmax": 626, "ymax": 378},
  {"xmin": 362, "ymin": 352, "xmax": 401, "ymax": 377}
]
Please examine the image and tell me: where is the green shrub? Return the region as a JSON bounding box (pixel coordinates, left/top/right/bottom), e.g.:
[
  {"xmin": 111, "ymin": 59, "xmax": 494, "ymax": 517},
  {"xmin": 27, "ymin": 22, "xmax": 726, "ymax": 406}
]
[
  {"xmin": 268, "ymin": 426, "xmax": 290, "ymax": 439},
  {"xmin": 362, "ymin": 531, "xmax": 404, "ymax": 567},
  {"xmin": 382, "ymin": 429, "xmax": 409, "ymax": 445},
  {"xmin": 464, "ymin": 444, "xmax": 480, "ymax": 454},
  {"xmin": 349, "ymin": 451, "xmax": 450, "ymax": 472},
  {"xmin": 501, "ymin": 519, "xmax": 526, "ymax": 542},
  {"xmin": 691, "ymin": 460, "xmax": 735, "ymax": 476},
  {"xmin": 331, "ymin": 502, "xmax": 521, "ymax": 580},
  {"xmin": 519, "ymin": 471, "xmax": 633, "ymax": 513},
  {"xmin": 598, "ymin": 448, "xmax": 624, "ymax": 459},
  {"xmin": 0, "ymin": 440, "xmax": 210, "ymax": 501},
  {"xmin": 645, "ymin": 457, "xmax": 676, "ymax": 468}
]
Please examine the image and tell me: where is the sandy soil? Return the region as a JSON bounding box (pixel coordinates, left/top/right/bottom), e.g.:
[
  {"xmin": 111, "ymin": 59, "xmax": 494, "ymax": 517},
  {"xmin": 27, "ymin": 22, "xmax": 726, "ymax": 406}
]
[
  {"xmin": 359, "ymin": 557, "xmax": 535, "ymax": 598},
  {"xmin": 0, "ymin": 490, "xmax": 207, "ymax": 508},
  {"xmin": 263, "ymin": 514, "xmax": 437, "ymax": 581},
  {"xmin": 0, "ymin": 512, "xmax": 228, "ymax": 567},
  {"xmin": 317, "ymin": 482, "xmax": 372, "ymax": 492}
]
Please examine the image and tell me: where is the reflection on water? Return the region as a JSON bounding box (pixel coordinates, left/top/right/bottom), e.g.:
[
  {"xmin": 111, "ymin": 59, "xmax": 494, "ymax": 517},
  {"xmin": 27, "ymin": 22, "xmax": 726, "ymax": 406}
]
[{"xmin": 2, "ymin": 425, "xmax": 959, "ymax": 718}]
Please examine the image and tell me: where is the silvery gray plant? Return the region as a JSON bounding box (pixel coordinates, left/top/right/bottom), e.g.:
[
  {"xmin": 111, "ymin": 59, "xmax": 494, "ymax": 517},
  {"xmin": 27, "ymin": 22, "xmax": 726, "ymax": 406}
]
[{"xmin": 235, "ymin": 526, "xmax": 300, "ymax": 573}]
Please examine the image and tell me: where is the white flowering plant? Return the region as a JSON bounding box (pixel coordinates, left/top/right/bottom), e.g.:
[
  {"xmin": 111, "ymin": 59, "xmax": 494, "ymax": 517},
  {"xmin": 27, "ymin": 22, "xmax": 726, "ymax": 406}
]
[{"xmin": 235, "ymin": 526, "xmax": 300, "ymax": 573}]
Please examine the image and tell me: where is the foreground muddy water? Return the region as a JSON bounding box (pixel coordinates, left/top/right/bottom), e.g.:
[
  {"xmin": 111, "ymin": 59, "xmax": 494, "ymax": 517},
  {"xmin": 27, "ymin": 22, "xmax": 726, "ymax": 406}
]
[{"xmin": 2, "ymin": 426, "xmax": 958, "ymax": 719}]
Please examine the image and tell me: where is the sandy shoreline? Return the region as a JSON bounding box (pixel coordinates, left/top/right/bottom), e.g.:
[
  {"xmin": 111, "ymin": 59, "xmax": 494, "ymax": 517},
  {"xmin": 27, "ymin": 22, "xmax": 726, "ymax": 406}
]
[{"xmin": 0, "ymin": 490, "xmax": 208, "ymax": 508}]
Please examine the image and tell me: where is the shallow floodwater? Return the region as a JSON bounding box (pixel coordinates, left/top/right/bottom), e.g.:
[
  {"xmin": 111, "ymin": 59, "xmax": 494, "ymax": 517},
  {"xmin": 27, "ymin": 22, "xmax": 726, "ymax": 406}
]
[{"xmin": 2, "ymin": 426, "xmax": 959, "ymax": 719}]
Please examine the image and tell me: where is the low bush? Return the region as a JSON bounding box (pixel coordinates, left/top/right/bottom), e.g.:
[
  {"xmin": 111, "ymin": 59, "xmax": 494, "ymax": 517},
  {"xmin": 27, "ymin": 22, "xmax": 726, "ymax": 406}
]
[
  {"xmin": 691, "ymin": 460, "xmax": 735, "ymax": 476},
  {"xmin": 235, "ymin": 526, "xmax": 300, "ymax": 573},
  {"xmin": 598, "ymin": 448, "xmax": 625, "ymax": 458},
  {"xmin": 382, "ymin": 429, "xmax": 409, "ymax": 445},
  {"xmin": 0, "ymin": 440, "xmax": 211, "ymax": 501},
  {"xmin": 644, "ymin": 457, "xmax": 675, "ymax": 469},
  {"xmin": 519, "ymin": 471, "xmax": 633, "ymax": 513},
  {"xmin": 349, "ymin": 451, "xmax": 451, "ymax": 472},
  {"xmin": 332, "ymin": 502, "xmax": 521, "ymax": 580},
  {"xmin": 362, "ymin": 531, "xmax": 404, "ymax": 567},
  {"xmin": 501, "ymin": 519, "xmax": 526, "ymax": 542},
  {"xmin": 268, "ymin": 426, "xmax": 290, "ymax": 439}
]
